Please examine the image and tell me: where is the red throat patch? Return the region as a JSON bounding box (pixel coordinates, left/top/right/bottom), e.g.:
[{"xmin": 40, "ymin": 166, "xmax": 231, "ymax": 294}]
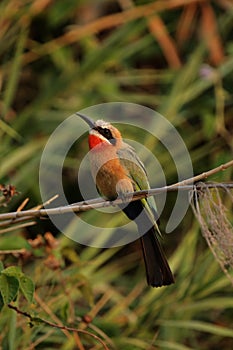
[{"xmin": 88, "ymin": 134, "xmax": 104, "ymax": 149}]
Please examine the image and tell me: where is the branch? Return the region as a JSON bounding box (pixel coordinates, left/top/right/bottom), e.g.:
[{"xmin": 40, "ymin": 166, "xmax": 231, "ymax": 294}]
[
  {"xmin": 0, "ymin": 160, "xmax": 232, "ymax": 226},
  {"xmin": 167, "ymin": 159, "xmax": 233, "ymax": 188},
  {"xmin": 0, "ymin": 194, "xmax": 59, "ymax": 232},
  {"xmin": 7, "ymin": 304, "xmax": 110, "ymax": 350}
]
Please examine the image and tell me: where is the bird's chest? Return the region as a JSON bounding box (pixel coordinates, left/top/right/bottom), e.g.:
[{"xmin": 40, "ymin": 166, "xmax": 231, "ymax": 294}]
[{"xmin": 89, "ymin": 147, "xmax": 133, "ymax": 199}]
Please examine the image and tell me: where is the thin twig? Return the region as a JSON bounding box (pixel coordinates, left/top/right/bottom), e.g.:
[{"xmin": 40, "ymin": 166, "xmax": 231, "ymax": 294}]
[
  {"xmin": 167, "ymin": 159, "xmax": 233, "ymax": 188},
  {"xmin": 7, "ymin": 304, "xmax": 110, "ymax": 350},
  {"xmin": 0, "ymin": 249, "xmax": 27, "ymax": 255},
  {"xmin": 0, "ymin": 221, "xmax": 37, "ymax": 233},
  {"xmin": 17, "ymin": 198, "xmax": 30, "ymax": 212},
  {"xmin": 0, "ymin": 216, "xmax": 37, "ymax": 228},
  {"xmin": 33, "ymin": 194, "xmax": 59, "ymax": 210},
  {"xmin": 34, "ymin": 292, "xmax": 72, "ymax": 340}
]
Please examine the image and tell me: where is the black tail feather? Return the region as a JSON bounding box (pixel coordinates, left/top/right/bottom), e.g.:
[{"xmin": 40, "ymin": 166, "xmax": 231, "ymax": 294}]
[
  {"xmin": 140, "ymin": 227, "xmax": 174, "ymax": 287},
  {"xmin": 121, "ymin": 200, "xmax": 174, "ymax": 287}
]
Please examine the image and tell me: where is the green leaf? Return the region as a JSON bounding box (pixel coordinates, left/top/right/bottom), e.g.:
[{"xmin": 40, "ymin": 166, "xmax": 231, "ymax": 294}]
[
  {"xmin": 2, "ymin": 266, "xmax": 22, "ymax": 278},
  {"xmin": 0, "ymin": 261, "xmax": 4, "ymax": 272},
  {"xmin": 2, "ymin": 266, "xmax": 34, "ymax": 302},
  {"xmin": 0, "ymin": 274, "xmax": 19, "ymax": 304},
  {"xmin": 19, "ymin": 275, "xmax": 34, "ymax": 303},
  {"xmin": 0, "ymin": 236, "xmax": 31, "ymax": 251}
]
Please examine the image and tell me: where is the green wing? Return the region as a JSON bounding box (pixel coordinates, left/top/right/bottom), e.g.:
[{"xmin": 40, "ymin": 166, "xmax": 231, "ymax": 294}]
[{"xmin": 117, "ymin": 143, "xmax": 159, "ymax": 224}]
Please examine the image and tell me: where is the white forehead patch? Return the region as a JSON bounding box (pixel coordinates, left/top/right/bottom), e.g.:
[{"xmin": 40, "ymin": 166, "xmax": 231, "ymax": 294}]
[{"xmin": 95, "ymin": 119, "xmax": 111, "ymax": 128}]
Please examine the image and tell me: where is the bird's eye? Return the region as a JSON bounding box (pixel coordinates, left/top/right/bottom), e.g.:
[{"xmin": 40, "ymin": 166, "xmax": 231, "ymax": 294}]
[
  {"xmin": 103, "ymin": 128, "xmax": 111, "ymax": 138},
  {"xmin": 96, "ymin": 126, "xmax": 116, "ymax": 144}
]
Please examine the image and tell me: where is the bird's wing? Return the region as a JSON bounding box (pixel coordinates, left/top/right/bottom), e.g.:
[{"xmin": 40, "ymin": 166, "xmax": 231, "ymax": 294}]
[
  {"xmin": 117, "ymin": 143, "xmax": 159, "ymax": 224},
  {"xmin": 117, "ymin": 143, "xmax": 149, "ymax": 187}
]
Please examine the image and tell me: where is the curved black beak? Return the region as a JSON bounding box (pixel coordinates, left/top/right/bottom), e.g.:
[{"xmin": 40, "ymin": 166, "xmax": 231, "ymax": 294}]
[{"xmin": 76, "ymin": 112, "xmax": 96, "ymax": 129}]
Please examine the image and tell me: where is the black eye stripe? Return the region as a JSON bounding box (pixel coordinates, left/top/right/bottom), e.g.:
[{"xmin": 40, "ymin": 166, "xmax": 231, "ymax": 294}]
[{"xmin": 95, "ymin": 126, "xmax": 114, "ymax": 142}]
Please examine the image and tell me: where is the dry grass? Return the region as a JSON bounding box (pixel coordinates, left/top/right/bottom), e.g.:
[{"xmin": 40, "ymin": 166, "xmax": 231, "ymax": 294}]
[{"xmin": 191, "ymin": 184, "xmax": 233, "ymax": 284}]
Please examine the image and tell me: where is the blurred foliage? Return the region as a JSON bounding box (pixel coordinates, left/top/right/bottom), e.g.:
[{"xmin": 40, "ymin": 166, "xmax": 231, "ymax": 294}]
[{"xmin": 0, "ymin": 0, "xmax": 233, "ymax": 349}]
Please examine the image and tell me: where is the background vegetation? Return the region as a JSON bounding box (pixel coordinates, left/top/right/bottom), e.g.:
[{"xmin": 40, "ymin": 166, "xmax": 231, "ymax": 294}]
[{"xmin": 0, "ymin": 0, "xmax": 233, "ymax": 349}]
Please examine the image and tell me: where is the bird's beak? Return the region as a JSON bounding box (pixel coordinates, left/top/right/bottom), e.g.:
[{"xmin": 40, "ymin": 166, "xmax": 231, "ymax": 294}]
[{"xmin": 76, "ymin": 112, "xmax": 96, "ymax": 129}]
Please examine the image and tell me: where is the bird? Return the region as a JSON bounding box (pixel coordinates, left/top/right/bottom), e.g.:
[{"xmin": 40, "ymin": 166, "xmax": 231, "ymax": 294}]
[{"xmin": 76, "ymin": 112, "xmax": 174, "ymax": 287}]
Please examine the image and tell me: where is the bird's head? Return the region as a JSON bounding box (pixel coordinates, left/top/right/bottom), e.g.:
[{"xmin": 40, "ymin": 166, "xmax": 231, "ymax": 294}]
[{"xmin": 76, "ymin": 112, "xmax": 122, "ymax": 149}]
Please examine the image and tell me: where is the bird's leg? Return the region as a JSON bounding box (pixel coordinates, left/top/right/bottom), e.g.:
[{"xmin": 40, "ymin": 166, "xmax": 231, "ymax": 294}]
[{"xmin": 116, "ymin": 179, "xmax": 134, "ymax": 204}]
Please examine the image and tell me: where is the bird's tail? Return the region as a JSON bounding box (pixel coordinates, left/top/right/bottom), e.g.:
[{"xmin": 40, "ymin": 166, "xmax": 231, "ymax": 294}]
[
  {"xmin": 140, "ymin": 226, "xmax": 174, "ymax": 287},
  {"xmin": 122, "ymin": 200, "xmax": 174, "ymax": 287}
]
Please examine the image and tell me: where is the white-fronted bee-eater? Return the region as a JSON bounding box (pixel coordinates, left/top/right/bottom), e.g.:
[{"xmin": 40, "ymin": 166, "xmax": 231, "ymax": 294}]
[{"xmin": 77, "ymin": 112, "xmax": 174, "ymax": 287}]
